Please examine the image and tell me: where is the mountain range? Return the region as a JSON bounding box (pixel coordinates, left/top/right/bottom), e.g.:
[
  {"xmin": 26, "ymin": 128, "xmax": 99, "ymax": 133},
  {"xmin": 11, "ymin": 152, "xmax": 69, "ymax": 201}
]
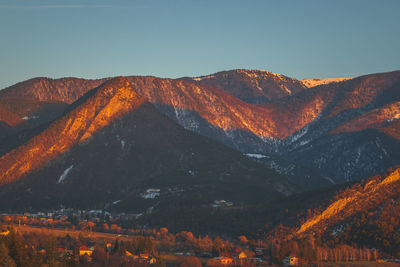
[
  {"xmin": 0, "ymin": 69, "xmax": 399, "ymax": 219},
  {"xmin": 0, "ymin": 77, "xmax": 292, "ymax": 214}
]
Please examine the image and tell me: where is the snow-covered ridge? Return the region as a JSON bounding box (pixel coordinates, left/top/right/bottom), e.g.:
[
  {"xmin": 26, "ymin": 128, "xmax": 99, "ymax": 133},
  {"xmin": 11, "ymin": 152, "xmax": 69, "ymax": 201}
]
[
  {"xmin": 192, "ymin": 75, "xmax": 216, "ymax": 81},
  {"xmin": 301, "ymin": 78, "xmax": 351, "ymax": 88}
]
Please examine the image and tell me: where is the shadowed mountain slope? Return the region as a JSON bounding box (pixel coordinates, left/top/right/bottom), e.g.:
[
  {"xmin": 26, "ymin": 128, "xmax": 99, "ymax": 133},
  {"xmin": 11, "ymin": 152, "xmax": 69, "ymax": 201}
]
[
  {"xmin": 0, "ymin": 103, "xmax": 22, "ymax": 127},
  {"xmin": 0, "ymin": 104, "xmax": 22, "ymax": 140}
]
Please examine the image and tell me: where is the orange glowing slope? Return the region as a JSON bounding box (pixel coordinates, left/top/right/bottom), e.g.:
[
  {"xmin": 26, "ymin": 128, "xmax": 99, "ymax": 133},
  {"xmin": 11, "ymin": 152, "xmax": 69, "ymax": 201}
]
[
  {"xmin": 301, "ymin": 78, "xmax": 350, "ymax": 88},
  {"xmin": 129, "ymin": 76, "xmax": 331, "ymax": 140},
  {"xmin": 324, "ymin": 71, "xmax": 400, "ymax": 118},
  {"xmin": 0, "ymin": 77, "xmax": 145, "ymax": 186},
  {"xmin": 128, "ymin": 77, "xmax": 283, "ymax": 139},
  {"xmin": 296, "ymin": 167, "xmax": 400, "ymax": 236},
  {"xmin": 1, "ymin": 70, "xmax": 399, "ymax": 144},
  {"xmin": 331, "ymin": 101, "xmax": 400, "ymax": 135}
]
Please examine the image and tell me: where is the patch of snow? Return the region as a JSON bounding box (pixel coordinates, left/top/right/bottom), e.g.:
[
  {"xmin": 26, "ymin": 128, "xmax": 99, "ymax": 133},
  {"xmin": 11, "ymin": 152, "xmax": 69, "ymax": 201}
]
[
  {"xmin": 146, "ymin": 202, "xmax": 160, "ymax": 214},
  {"xmin": 288, "ymin": 126, "xmax": 309, "ymax": 144},
  {"xmin": 331, "ymin": 225, "xmax": 345, "ymax": 236},
  {"xmin": 112, "ymin": 200, "xmax": 121, "ymax": 205},
  {"xmin": 323, "ymin": 176, "xmax": 336, "ymax": 184},
  {"xmin": 298, "ymin": 139, "xmax": 311, "ymax": 146},
  {"xmin": 192, "ymin": 75, "xmax": 215, "ymax": 81},
  {"xmin": 268, "ymin": 161, "xmax": 286, "ymax": 174},
  {"xmin": 173, "ymin": 108, "xmax": 199, "ymax": 131},
  {"xmin": 355, "ymin": 147, "xmax": 362, "ymax": 164},
  {"xmin": 387, "ymin": 117, "xmax": 400, "ymax": 123},
  {"xmin": 58, "ymin": 165, "xmax": 73, "ymax": 184},
  {"xmin": 212, "ymin": 200, "xmax": 233, "ymax": 208},
  {"xmin": 22, "ymin": 115, "xmax": 39, "ymax": 120},
  {"xmin": 147, "ymin": 206, "xmax": 154, "ymax": 214},
  {"xmin": 245, "ymin": 153, "xmax": 268, "ymax": 159},
  {"xmin": 375, "ymin": 138, "xmax": 388, "ymax": 156},
  {"xmin": 141, "ymin": 188, "xmax": 160, "ymax": 199},
  {"xmin": 302, "ymin": 78, "xmax": 351, "ymax": 88}
]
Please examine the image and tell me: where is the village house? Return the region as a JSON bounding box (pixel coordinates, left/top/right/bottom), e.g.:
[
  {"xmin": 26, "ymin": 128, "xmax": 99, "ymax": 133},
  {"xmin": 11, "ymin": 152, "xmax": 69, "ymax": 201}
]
[
  {"xmin": 79, "ymin": 246, "xmax": 94, "ymax": 256},
  {"xmin": 125, "ymin": 251, "xmax": 139, "ymax": 259},
  {"xmin": 290, "ymin": 256, "xmax": 299, "ymax": 266},
  {"xmin": 125, "ymin": 251, "xmax": 156, "ymax": 264},
  {"xmin": 283, "ymin": 256, "xmax": 305, "ymax": 266},
  {"xmin": 0, "ymin": 229, "xmax": 10, "ymax": 236},
  {"xmin": 238, "ymin": 251, "xmax": 247, "ymax": 259},
  {"xmin": 216, "ymin": 257, "xmax": 234, "ymax": 265},
  {"xmin": 212, "ymin": 200, "xmax": 233, "ymax": 208}
]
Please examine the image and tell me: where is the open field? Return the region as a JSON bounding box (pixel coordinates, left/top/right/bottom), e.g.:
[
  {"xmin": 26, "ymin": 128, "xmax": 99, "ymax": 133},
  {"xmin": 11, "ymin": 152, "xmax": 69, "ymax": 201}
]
[{"xmin": 15, "ymin": 224, "xmax": 134, "ymax": 242}]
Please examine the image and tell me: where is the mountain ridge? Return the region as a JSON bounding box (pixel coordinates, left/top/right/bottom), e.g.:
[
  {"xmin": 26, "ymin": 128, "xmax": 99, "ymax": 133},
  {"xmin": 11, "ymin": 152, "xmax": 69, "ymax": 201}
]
[{"xmin": 0, "ymin": 77, "xmax": 145, "ymax": 186}]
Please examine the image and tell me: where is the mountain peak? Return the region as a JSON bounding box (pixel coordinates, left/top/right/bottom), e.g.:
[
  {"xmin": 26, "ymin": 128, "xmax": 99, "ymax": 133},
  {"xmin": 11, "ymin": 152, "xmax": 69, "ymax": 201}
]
[
  {"xmin": 301, "ymin": 77, "xmax": 351, "ymax": 88},
  {"xmin": 188, "ymin": 69, "xmax": 306, "ymax": 104}
]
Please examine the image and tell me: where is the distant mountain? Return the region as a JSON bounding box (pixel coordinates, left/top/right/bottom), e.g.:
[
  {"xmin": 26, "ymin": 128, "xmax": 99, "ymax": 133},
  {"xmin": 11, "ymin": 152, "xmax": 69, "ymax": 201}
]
[
  {"xmin": 1, "ymin": 70, "xmax": 399, "ymax": 187},
  {"xmin": 0, "ymin": 77, "xmax": 107, "ymax": 104},
  {"xmin": 0, "ymin": 77, "xmax": 293, "ymax": 212},
  {"xmin": 301, "ymin": 77, "xmax": 351, "ymax": 88},
  {"xmin": 184, "ymin": 69, "xmax": 307, "ymax": 104}
]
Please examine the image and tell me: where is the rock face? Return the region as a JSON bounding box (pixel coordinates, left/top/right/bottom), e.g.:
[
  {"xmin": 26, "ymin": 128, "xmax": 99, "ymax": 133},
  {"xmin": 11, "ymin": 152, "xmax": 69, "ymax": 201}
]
[
  {"xmin": 1, "ymin": 69, "xmax": 399, "ymax": 186},
  {"xmin": 0, "ymin": 77, "xmax": 293, "ymax": 212}
]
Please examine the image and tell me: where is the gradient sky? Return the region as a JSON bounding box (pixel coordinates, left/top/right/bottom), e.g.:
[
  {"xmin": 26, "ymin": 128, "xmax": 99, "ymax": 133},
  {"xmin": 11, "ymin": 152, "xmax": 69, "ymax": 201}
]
[{"xmin": 1, "ymin": 0, "xmax": 399, "ymax": 89}]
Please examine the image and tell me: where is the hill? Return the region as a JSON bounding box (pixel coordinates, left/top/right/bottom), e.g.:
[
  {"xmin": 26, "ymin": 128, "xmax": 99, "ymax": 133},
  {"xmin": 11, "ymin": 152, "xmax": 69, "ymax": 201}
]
[{"xmin": 290, "ymin": 167, "xmax": 400, "ymax": 255}]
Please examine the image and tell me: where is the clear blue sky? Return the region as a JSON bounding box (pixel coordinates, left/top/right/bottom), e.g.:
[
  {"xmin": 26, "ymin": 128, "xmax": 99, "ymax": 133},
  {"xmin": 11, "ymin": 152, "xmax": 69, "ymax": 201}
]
[{"xmin": 1, "ymin": 0, "xmax": 399, "ymax": 89}]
